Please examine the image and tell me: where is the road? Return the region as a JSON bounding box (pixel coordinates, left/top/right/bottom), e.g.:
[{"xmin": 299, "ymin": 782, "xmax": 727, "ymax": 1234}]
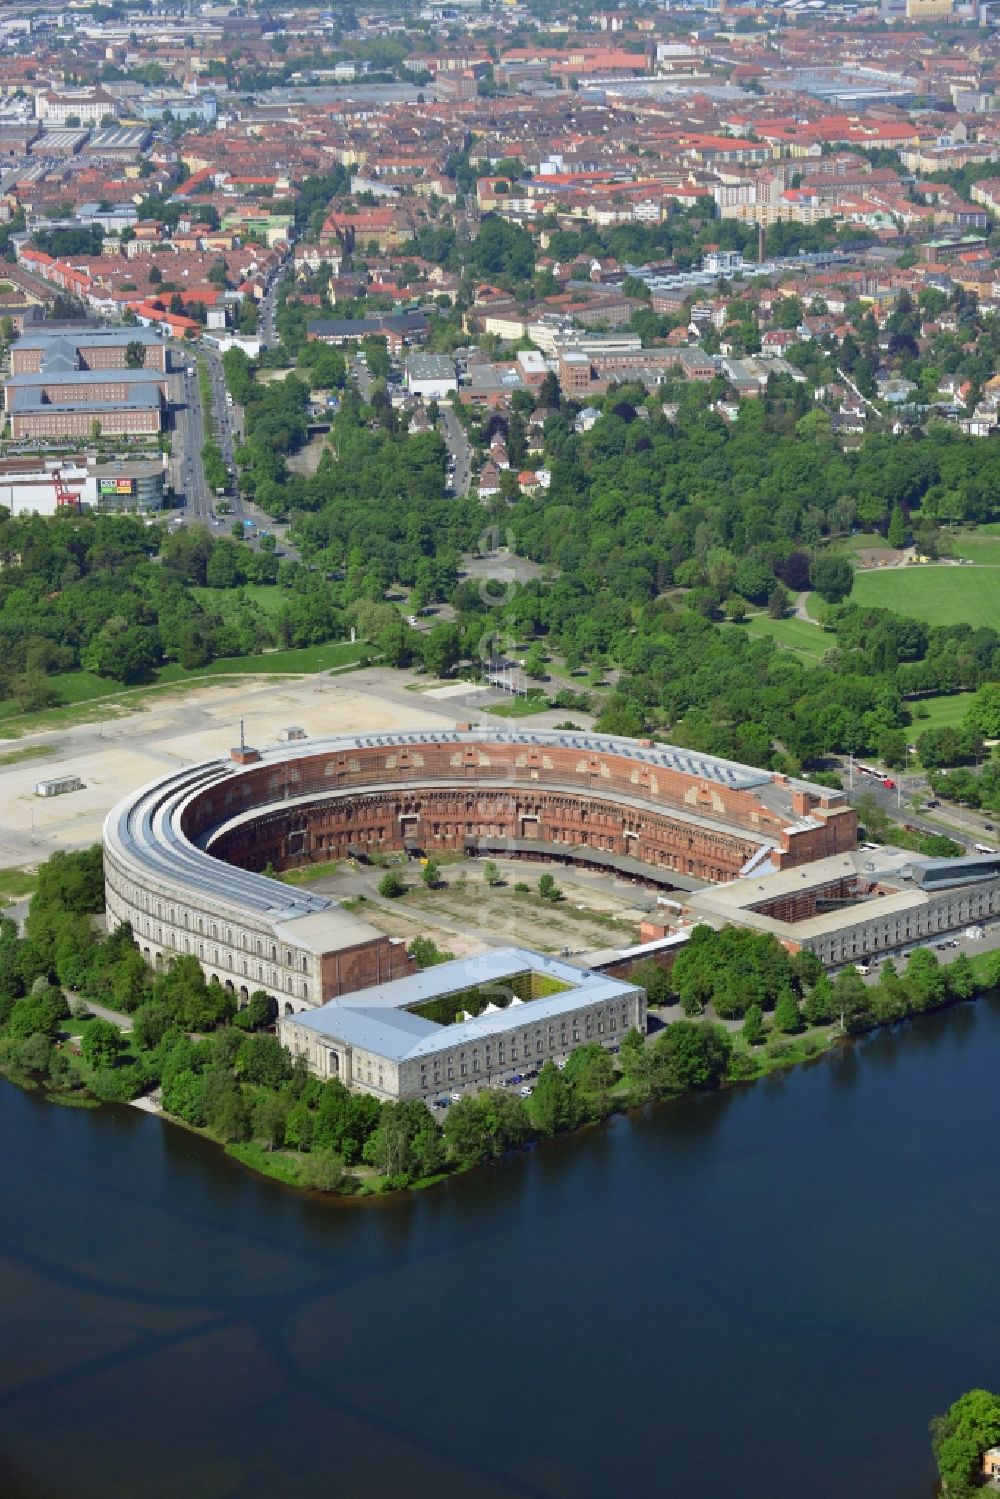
[
  {"xmin": 439, "ymin": 403, "xmax": 472, "ymax": 497},
  {"xmin": 170, "ymin": 362, "xmax": 213, "ymax": 520},
  {"xmin": 842, "ymin": 767, "xmax": 997, "ymax": 853},
  {"xmin": 168, "ymin": 350, "xmax": 243, "ymax": 522},
  {"xmin": 257, "ymin": 263, "xmax": 288, "ymax": 351}
]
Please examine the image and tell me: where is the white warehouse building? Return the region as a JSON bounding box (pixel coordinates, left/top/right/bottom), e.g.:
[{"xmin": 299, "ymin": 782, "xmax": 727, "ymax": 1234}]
[{"xmin": 404, "ymin": 353, "xmax": 458, "ymax": 401}]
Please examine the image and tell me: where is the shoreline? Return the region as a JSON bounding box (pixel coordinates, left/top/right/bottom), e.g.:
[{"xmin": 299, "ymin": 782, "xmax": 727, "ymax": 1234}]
[{"xmin": 4, "ymin": 987, "xmax": 994, "ymax": 1201}]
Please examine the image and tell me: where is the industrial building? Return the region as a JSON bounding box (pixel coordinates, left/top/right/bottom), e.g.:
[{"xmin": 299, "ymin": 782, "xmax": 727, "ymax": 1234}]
[
  {"xmin": 278, "ymin": 948, "xmax": 645, "ymax": 1102},
  {"xmin": 404, "ymin": 353, "xmax": 458, "ymax": 400},
  {"xmin": 5, "ymin": 327, "xmax": 168, "ymax": 440},
  {"xmin": 0, "ymin": 456, "xmax": 165, "ymax": 515}
]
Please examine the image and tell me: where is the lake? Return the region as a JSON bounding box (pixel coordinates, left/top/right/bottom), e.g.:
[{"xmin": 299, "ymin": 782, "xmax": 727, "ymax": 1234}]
[{"xmin": 2, "ymin": 1000, "xmax": 999, "ymax": 1499}]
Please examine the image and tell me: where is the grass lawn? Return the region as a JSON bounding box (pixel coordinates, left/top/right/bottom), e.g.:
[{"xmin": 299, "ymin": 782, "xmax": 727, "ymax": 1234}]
[
  {"xmin": 191, "ymin": 584, "xmax": 287, "ymax": 616},
  {"xmin": 827, "ymin": 531, "xmax": 887, "ymax": 557},
  {"xmin": 0, "ymin": 745, "xmax": 54, "ymax": 766},
  {"xmin": 0, "ymin": 641, "xmax": 370, "ymax": 736},
  {"xmin": 0, "ymin": 868, "xmax": 38, "ymax": 903},
  {"xmin": 487, "ymin": 694, "xmax": 552, "ymax": 718},
  {"xmin": 851, "ymin": 565, "xmax": 1000, "ymax": 629},
  {"xmin": 279, "ymin": 858, "xmax": 346, "ymax": 885},
  {"xmin": 943, "ymin": 533, "xmax": 1000, "ymax": 565},
  {"xmin": 730, "ymin": 614, "xmax": 829, "ymax": 663},
  {"xmin": 156, "ymin": 640, "xmax": 368, "ymax": 682},
  {"xmin": 905, "ymin": 692, "xmax": 976, "ymax": 733}
]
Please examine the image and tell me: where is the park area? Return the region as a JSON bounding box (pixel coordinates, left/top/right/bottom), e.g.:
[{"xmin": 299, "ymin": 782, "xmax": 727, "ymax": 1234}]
[
  {"xmin": 731, "ymin": 613, "xmax": 829, "ymax": 663},
  {"xmin": 849, "ymin": 563, "xmax": 1000, "ymax": 629}
]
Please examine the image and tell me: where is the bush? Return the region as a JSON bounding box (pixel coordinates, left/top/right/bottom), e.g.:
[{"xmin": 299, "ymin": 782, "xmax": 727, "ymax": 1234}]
[
  {"xmin": 15, "ymin": 1031, "xmax": 52, "ymax": 1075},
  {"xmin": 88, "ymin": 1060, "xmax": 148, "ymax": 1103},
  {"xmin": 300, "ymin": 1148, "xmax": 345, "ymax": 1191},
  {"xmin": 378, "ymin": 870, "xmax": 406, "ymax": 898}
]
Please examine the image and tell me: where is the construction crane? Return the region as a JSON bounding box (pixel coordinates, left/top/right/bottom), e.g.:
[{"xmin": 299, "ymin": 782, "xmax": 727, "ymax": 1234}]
[{"xmin": 51, "ymin": 469, "xmax": 80, "ymax": 512}]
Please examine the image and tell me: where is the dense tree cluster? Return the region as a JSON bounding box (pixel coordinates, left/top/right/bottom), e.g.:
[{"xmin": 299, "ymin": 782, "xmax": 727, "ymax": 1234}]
[
  {"xmin": 931, "ymin": 1390, "xmax": 1000, "ymax": 1499},
  {"xmin": 661, "ymin": 921, "xmax": 983, "ymax": 1037},
  {"xmin": 0, "ymin": 509, "xmax": 354, "ymax": 703}
]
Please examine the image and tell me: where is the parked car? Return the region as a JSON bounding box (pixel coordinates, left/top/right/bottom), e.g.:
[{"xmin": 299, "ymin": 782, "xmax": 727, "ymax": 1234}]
[
  {"xmin": 450, "ymin": 1092, "xmax": 461, "ymax": 1103},
  {"xmin": 519, "ymin": 1085, "xmax": 533, "ymax": 1097}
]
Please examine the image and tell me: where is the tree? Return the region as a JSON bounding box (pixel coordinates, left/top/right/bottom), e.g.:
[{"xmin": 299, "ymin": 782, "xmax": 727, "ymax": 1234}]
[
  {"xmin": 886, "ymin": 504, "xmax": 907, "ymax": 549},
  {"xmin": 833, "ymin": 966, "xmax": 871, "ymax": 1032},
  {"xmin": 523, "ymin": 643, "xmax": 546, "ymax": 680},
  {"xmin": 407, "ymin": 936, "xmax": 455, "ymax": 968},
  {"xmin": 378, "ymin": 870, "xmax": 406, "ymax": 899},
  {"xmin": 773, "ymin": 990, "xmax": 801, "ymax": 1034},
  {"xmin": 81, "ymin": 1017, "xmax": 125, "ymax": 1070},
  {"xmin": 16, "ymin": 1032, "xmax": 52, "ymax": 1075},
  {"xmin": 363, "ymin": 1100, "xmax": 444, "ymax": 1183},
  {"xmin": 931, "ymin": 1389, "xmax": 1000, "ymax": 1499},
  {"xmin": 252, "ymin": 1092, "xmax": 289, "ymax": 1151},
  {"xmin": 420, "ymin": 857, "xmax": 440, "ymax": 888},
  {"xmin": 626, "ymin": 959, "xmax": 673, "ymax": 1007},
  {"xmin": 904, "ymin": 947, "xmax": 947, "ymax": 1012},
  {"xmin": 203, "ymin": 1075, "xmax": 250, "ymax": 1142},
  {"xmin": 83, "ymin": 619, "xmax": 160, "ymax": 684},
  {"xmin": 767, "ymin": 584, "xmax": 790, "ymax": 619},
  {"xmin": 300, "ymin": 1149, "xmax": 345, "ymax": 1191},
  {"xmin": 482, "ymin": 859, "xmax": 501, "ymax": 887},
  {"xmin": 809, "ymin": 553, "xmax": 854, "ymax": 604},
  {"xmin": 947, "ymin": 952, "xmax": 977, "ymax": 1002},
  {"xmin": 539, "ymin": 370, "xmax": 561, "ymax": 410},
  {"xmin": 563, "ymin": 1042, "xmax": 614, "ymax": 1094},
  {"xmin": 741, "ymin": 1002, "xmax": 765, "ymax": 1045},
  {"xmin": 235, "ymin": 1034, "xmax": 292, "ymax": 1089},
  {"xmin": 538, "ymin": 873, "xmax": 562, "ymax": 902},
  {"xmin": 654, "ymin": 1020, "xmax": 731, "ymax": 1092},
  {"xmin": 964, "ymin": 683, "xmax": 1000, "ymax": 741},
  {"xmin": 421, "ymin": 623, "xmax": 461, "ymax": 678},
  {"xmin": 124, "ymin": 339, "xmax": 145, "ymax": 370},
  {"xmin": 528, "ymin": 1060, "xmax": 577, "ymax": 1135}
]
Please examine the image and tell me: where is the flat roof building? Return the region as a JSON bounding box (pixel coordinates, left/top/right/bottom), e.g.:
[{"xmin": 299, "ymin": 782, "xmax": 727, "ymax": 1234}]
[
  {"xmin": 683, "ymin": 847, "xmax": 1000, "ymax": 968},
  {"xmin": 404, "ymin": 352, "xmax": 457, "ymax": 400}
]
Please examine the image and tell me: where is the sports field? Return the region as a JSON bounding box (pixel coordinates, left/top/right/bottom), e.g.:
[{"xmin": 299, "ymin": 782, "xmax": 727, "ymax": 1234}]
[{"xmin": 850, "ymin": 565, "xmax": 1000, "ymax": 629}]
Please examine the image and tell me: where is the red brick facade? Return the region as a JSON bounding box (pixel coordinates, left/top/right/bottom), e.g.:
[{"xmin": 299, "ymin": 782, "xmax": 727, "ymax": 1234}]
[{"xmin": 182, "ymin": 739, "xmax": 857, "ymax": 888}]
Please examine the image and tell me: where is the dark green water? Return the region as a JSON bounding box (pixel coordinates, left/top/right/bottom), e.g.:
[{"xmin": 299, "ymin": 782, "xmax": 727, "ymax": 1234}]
[{"xmin": 3, "ymin": 1001, "xmax": 1000, "ymax": 1499}]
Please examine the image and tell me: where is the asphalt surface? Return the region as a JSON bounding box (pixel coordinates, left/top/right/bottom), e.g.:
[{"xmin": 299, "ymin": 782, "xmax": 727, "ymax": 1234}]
[
  {"xmin": 257, "ymin": 264, "xmax": 287, "ymax": 351},
  {"xmin": 439, "ymin": 403, "xmax": 472, "ymax": 497},
  {"xmin": 843, "ymin": 770, "xmax": 997, "ymax": 853}
]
